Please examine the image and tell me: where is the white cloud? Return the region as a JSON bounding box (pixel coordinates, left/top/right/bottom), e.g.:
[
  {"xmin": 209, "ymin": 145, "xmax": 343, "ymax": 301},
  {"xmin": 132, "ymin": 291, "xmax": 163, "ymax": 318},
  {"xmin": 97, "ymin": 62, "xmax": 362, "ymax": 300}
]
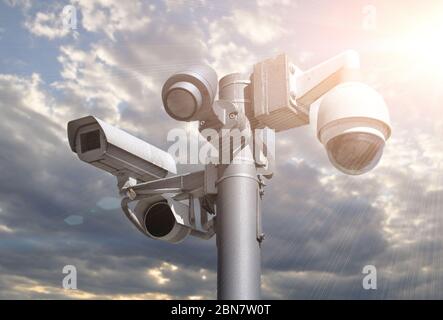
[
  {"xmin": 52, "ymin": 45, "xmax": 129, "ymax": 124},
  {"xmin": 72, "ymin": 0, "xmax": 151, "ymax": 40},
  {"xmin": 0, "ymin": 73, "xmax": 65, "ymax": 134},
  {"xmin": 231, "ymin": 9, "xmax": 285, "ymax": 45},
  {"xmin": 23, "ymin": 1, "xmax": 152, "ymax": 41},
  {"xmin": 147, "ymin": 262, "xmax": 179, "ymax": 285},
  {"xmin": 25, "ymin": 11, "xmax": 71, "ymax": 39},
  {"xmin": 3, "ymin": 0, "xmax": 31, "ymax": 11},
  {"xmin": 8, "ymin": 275, "xmax": 172, "ymax": 299},
  {"xmin": 205, "ymin": 6, "xmax": 287, "ymax": 75},
  {"xmin": 164, "ymin": 0, "xmax": 207, "ymax": 12},
  {"xmin": 256, "ymin": 0, "xmax": 293, "ymax": 7},
  {"xmin": 0, "ymin": 224, "xmax": 14, "ymax": 233},
  {"xmin": 207, "ymin": 19, "xmax": 257, "ymax": 75}
]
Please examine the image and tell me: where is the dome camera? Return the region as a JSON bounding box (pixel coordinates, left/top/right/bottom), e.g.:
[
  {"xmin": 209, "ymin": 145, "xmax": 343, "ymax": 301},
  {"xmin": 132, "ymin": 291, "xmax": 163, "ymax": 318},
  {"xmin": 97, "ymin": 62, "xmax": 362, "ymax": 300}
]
[{"xmin": 317, "ymin": 82, "xmax": 391, "ymax": 175}]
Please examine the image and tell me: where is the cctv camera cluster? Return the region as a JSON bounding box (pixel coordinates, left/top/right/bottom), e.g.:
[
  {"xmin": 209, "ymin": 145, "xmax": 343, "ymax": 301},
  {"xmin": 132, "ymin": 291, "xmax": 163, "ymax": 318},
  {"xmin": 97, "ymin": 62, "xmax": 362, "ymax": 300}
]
[
  {"xmin": 160, "ymin": 50, "xmax": 391, "ymax": 176},
  {"xmin": 68, "ymin": 116, "xmax": 216, "ymax": 243},
  {"xmin": 67, "ymin": 49, "xmax": 391, "ymax": 299},
  {"xmin": 67, "ymin": 50, "xmax": 391, "ymax": 245}
]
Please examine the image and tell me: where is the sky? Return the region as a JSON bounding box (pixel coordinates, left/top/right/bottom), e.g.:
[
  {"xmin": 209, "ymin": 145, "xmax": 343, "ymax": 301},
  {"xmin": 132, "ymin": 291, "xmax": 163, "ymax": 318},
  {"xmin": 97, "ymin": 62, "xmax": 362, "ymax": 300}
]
[{"xmin": 1, "ymin": 0, "xmax": 443, "ymax": 299}]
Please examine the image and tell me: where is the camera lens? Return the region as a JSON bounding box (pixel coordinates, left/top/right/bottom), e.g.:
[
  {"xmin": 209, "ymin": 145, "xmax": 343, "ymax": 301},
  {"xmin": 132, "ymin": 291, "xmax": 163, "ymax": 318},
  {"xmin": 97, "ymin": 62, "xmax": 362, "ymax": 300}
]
[
  {"xmin": 144, "ymin": 202, "xmax": 175, "ymax": 238},
  {"xmin": 162, "ymin": 65, "xmax": 217, "ymax": 121},
  {"xmin": 164, "ymin": 82, "xmax": 202, "ymax": 120},
  {"xmin": 326, "ymin": 132, "xmax": 385, "ymax": 175}
]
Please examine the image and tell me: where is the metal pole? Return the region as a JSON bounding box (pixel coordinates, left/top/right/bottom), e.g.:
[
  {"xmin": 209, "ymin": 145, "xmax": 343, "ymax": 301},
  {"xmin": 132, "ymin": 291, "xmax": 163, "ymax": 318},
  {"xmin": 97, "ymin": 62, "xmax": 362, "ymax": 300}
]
[{"xmin": 216, "ymin": 73, "xmax": 261, "ymax": 300}]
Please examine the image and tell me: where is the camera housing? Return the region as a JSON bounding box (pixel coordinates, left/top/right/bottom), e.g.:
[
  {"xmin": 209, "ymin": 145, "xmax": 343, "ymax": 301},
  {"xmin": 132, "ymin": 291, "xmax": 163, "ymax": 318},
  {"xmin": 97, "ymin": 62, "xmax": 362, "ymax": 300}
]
[
  {"xmin": 67, "ymin": 116, "xmax": 177, "ymax": 182},
  {"xmin": 162, "ymin": 65, "xmax": 218, "ymax": 121},
  {"xmin": 317, "ymin": 82, "xmax": 391, "ymax": 175},
  {"xmin": 133, "ymin": 196, "xmax": 192, "ymax": 243}
]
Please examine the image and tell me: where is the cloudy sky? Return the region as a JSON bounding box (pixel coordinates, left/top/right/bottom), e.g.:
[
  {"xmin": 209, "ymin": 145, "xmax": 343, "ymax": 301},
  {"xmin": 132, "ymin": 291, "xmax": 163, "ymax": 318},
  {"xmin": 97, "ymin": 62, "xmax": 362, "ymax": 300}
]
[{"xmin": 1, "ymin": 0, "xmax": 443, "ymax": 299}]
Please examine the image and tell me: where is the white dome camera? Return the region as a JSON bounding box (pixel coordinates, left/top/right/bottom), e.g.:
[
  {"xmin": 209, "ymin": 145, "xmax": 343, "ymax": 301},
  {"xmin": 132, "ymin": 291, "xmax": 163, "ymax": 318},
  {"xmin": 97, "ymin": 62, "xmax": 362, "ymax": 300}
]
[{"xmin": 317, "ymin": 82, "xmax": 391, "ymax": 175}]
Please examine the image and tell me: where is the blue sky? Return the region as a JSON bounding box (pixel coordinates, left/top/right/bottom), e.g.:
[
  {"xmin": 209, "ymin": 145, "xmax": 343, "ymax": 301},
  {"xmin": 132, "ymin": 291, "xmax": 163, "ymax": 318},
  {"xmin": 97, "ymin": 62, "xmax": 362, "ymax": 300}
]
[{"xmin": 1, "ymin": 0, "xmax": 443, "ymax": 299}]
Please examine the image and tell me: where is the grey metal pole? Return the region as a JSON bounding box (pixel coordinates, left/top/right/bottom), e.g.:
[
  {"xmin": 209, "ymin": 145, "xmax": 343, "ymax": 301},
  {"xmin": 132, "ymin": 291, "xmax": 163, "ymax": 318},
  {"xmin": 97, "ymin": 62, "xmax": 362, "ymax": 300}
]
[{"xmin": 216, "ymin": 73, "xmax": 261, "ymax": 300}]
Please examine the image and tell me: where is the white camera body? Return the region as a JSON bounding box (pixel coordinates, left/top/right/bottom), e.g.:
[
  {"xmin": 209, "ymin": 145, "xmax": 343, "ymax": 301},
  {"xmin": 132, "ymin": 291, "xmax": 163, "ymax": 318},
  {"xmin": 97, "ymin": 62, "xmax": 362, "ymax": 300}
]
[
  {"xmin": 317, "ymin": 82, "xmax": 391, "ymax": 175},
  {"xmin": 162, "ymin": 65, "xmax": 218, "ymax": 121},
  {"xmin": 67, "ymin": 116, "xmax": 177, "ymax": 182}
]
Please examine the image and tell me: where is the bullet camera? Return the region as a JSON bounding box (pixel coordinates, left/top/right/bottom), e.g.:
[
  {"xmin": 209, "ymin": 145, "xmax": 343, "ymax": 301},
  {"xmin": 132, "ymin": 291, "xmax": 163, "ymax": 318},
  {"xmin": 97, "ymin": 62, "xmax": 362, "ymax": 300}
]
[
  {"xmin": 132, "ymin": 196, "xmax": 192, "ymax": 243},
  {"xmin": 316, "ymin": 82, "xmax": 391, "ymax": 175},
  {"xmin": 67, "ymin": 116, "xmax": 177, "ymax": 182},
  {"xmin": 162, "ymin": 65, "xmax": 218, "ymax": 121}
]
